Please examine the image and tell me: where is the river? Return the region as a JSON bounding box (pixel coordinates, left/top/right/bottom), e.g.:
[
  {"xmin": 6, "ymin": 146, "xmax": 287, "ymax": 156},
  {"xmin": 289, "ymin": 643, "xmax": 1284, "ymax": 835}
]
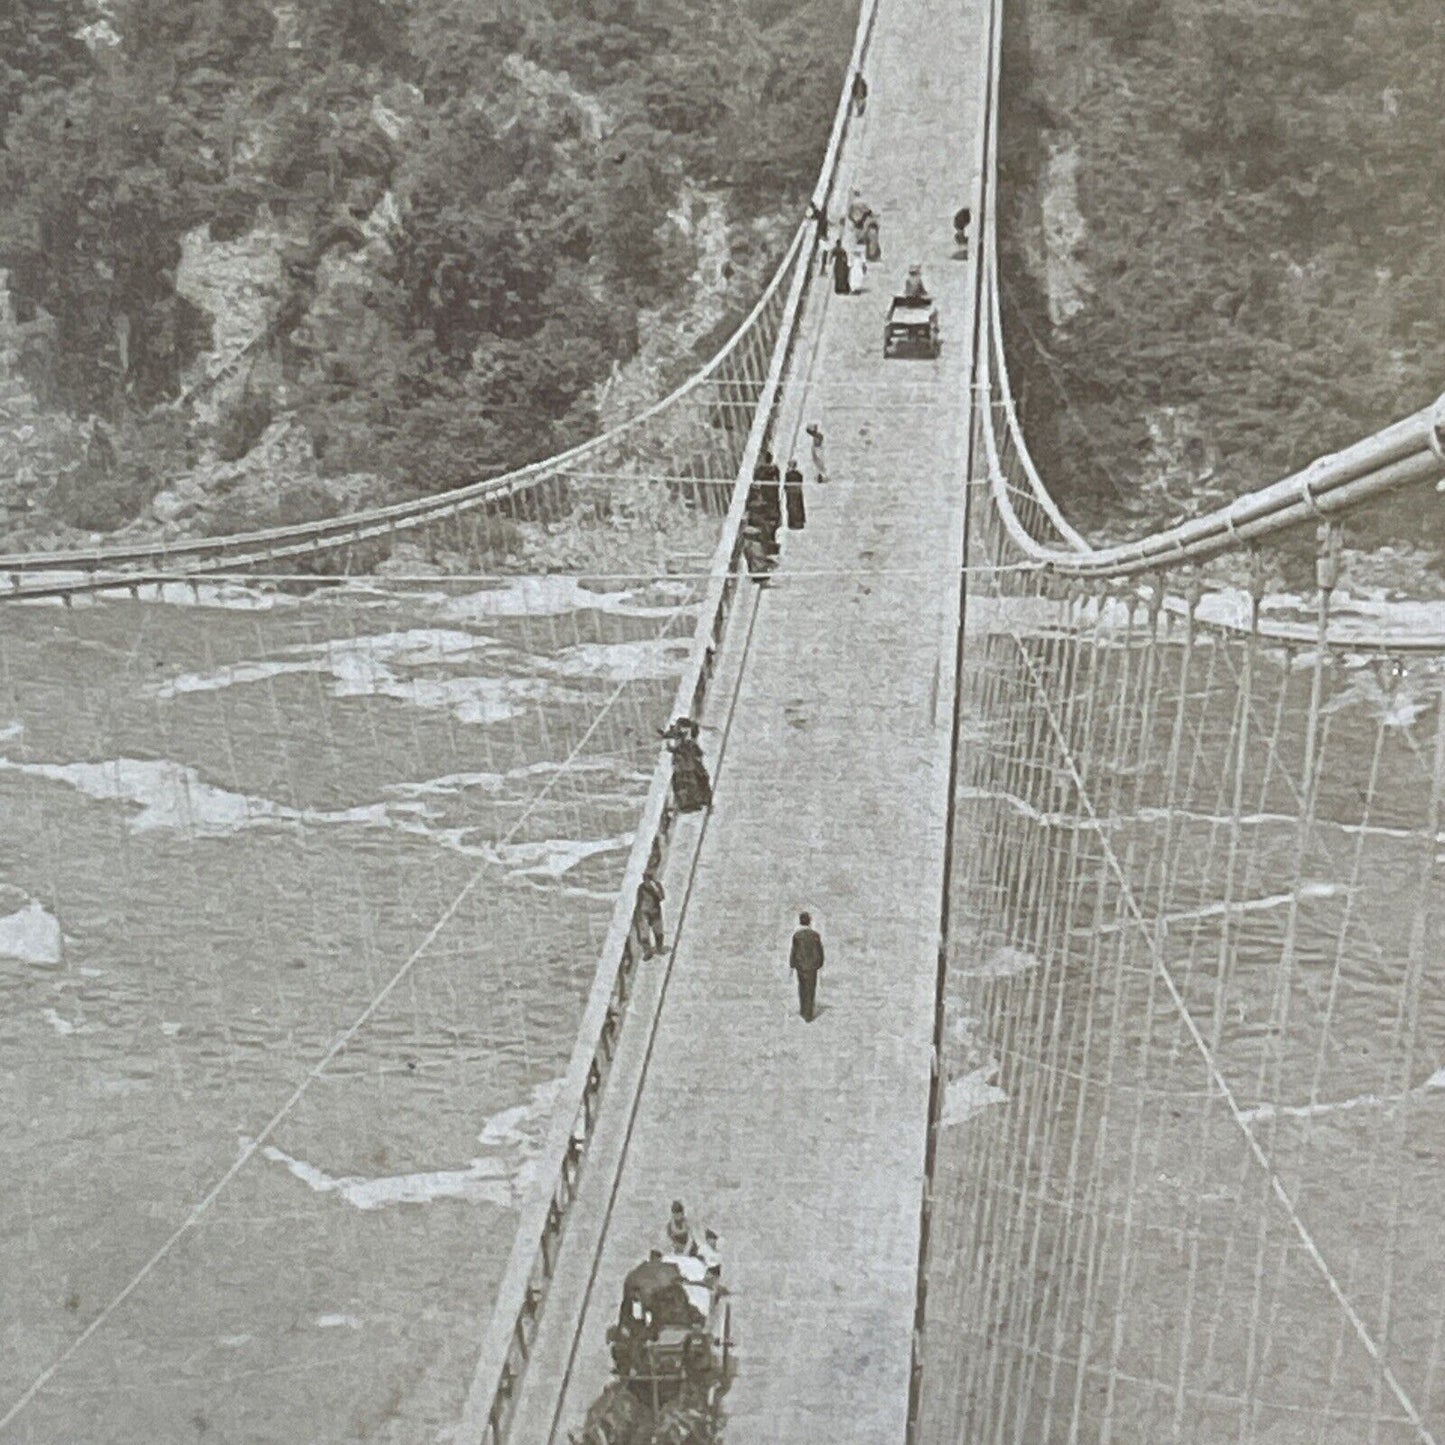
[{"xmin": 0, "ymin": 575, "xmax": 697, "ymax": 1443}]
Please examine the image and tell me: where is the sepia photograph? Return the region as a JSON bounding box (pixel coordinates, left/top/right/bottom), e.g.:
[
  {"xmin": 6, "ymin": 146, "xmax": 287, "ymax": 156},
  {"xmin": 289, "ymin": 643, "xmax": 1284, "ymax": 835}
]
[{"xmin": 3, "ymin": 0, "xmax": 1445, "ymax": 1441}]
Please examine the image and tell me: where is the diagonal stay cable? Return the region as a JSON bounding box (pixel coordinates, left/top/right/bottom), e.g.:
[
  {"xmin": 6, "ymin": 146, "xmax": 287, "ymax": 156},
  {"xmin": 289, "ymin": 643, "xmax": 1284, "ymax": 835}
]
[
  {"xmin": 0, "ymin": 596, "xmax": 700, "ymax": 1436},
  {"xmin": 998, "ymin": 619, "xmax": 1439, "ymax": 1445}
]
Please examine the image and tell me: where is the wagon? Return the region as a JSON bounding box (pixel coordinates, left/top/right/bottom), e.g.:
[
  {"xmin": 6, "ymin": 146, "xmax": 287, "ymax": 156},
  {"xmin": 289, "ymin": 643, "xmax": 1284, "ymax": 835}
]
[
  {"xmin": 607, "ymin": 1252, "xmax": 733, "ymax": 1413},
  {"xmin": 883, "ymin": 294, "xmax": 940, "ymax": 358}
]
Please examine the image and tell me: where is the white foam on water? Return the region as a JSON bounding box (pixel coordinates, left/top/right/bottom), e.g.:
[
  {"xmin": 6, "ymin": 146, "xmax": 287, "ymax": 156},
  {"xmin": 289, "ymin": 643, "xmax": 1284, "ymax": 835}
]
[
  {"xmin": 339, "ymin": 628, "xmax": 499, "ymax": 665},
  {"xmin": 1184, "ymin": 587, "xmax": 1445, "ymax": 645},
  {"xmin": 41, "ymin": 1008, "xmax": 85, "ymax": 1036},
  {"xmin": 0, "ymin": 721, "xmax": 22, "ymax": 744},
  {"xmin": 940, "ymin": 1064, "xmax": 1010, "ymax": 1127},
  {"xmin": 0, "ymin": 757, "xmax": 394, "ymax": 836},
  {"xmin": 146, "ymin": 580, "xmax": 297, "ymax": 611},
  {"xmin": 160, "ymin": 1021, "xmax": 183, "ymax": 1038},
  {"xmin": 13, "ymin": 575, "xmax": 300, "ymax": 610},
  {"xmin": 152, "ymin": 659, "xmax": 317, "ymax": 699},
  {"xmin": 957, "ymin": 945, "xmax": 1040, "ymax": 981},
  {"xmin": 386, "ymin": 770, "xmax": 507, "ymax": 799},
  {"xmin": 545, "ymin": 637, "xmax": 692, "ymax": 682},
  {"xmin": 152, "ymin": 628, "xmax": 497, "ymax": 699},
  {"xmin": 502, "ymin": 759, "xmax": 653, "ymax": 792},
  {"xmin": 152, "ymin": 627, "xmax": 560, "ymax": 726},
  {"xmin": 9, "ymin": 570, "xmax": 93, "ymax": 606},
  {"xmin": 1240, "ymin": 1093, "xmax": 1384, "ymax": 1125},
  {"xmin": 1091, "ymin": 884, "xmax": 1342, "ymax": 939},
  {"xmin": 0, "ymin": 900, "xmax": 63, "ymax": 965},
  {"xmin": 254, "ymin": 1078, "xmax": 562, "ymax": 1212},
  {"xmin": 440, "ymin": 576, "xmax": 695, "ymax": 622},
  {"xmin": 260, "ymin": 1143, "xmax": 495, "ymax": 1211},
  {"xmin": 147, "ymin": 595, "xmax": 687, "ymax": 728},
  {"xmin": 486, "ymin": 833, "xmax": 634, "ymax": 879},
  {"xmin": 649, "ymin": 580, "xmax": 700, "ymax": 601},
  {"xmin": 948, "ymin": 1013, "xmax": 981, "ymax": 1045},
  {"xmin": 364, "ymin": 674, "xmax": 550, "ymax": 727},
  {"xmin": 1242, "ymin": 1070, "xmax": 1445, "ymax": 1126},
  {"xmin": 477, "ymin": 1103, "xmax": 534, "ymax": 1150},
  {"xmin": 386, "ymin": 758, "xmax": 641, "ymax": 805},
  {"xmin": 315, "ymin": 1314, "xmax": 363, "ymax": 1330},
  {"xmin": 1326, "ymin": 673, "xmax": 1432, "ymax": 730}
]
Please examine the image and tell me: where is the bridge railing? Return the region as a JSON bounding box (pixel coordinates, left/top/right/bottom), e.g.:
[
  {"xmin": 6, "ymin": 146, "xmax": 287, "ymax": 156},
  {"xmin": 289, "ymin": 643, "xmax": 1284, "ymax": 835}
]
[{"xmin": 452, "ymin": 2, "xmax": 884, "ymax": 1440}]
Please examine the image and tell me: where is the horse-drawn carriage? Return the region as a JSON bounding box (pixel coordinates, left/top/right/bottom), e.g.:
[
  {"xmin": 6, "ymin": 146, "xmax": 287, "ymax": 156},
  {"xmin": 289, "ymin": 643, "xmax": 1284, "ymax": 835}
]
[
  {"xmin": 572, "ymin": 1252, "xmax": 733, "ymax": 1445},
  {"xmin": 884, "ymin": 293, "xmax": 940, "ymax": 358}
]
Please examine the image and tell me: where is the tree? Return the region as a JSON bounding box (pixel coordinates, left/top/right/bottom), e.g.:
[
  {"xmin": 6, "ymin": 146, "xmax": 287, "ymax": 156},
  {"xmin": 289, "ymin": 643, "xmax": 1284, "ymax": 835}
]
[{"xmin": 0, "ymin": 0, "xmax": 92, "ymax": 127}]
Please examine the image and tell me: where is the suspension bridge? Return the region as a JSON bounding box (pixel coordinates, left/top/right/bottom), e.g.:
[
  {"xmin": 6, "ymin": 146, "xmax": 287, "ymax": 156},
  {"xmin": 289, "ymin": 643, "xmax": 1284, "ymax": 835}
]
[{"xmin": 4, "ymin": 0, "xmax": 1445, "ymax": 1440}]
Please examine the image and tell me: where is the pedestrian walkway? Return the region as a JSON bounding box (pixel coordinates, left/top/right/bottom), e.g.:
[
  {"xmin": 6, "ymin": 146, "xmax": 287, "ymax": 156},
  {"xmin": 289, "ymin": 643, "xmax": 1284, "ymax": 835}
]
[{"xmin": 503, "ymin": 0, "xmax": 988, "ymax": 1436}]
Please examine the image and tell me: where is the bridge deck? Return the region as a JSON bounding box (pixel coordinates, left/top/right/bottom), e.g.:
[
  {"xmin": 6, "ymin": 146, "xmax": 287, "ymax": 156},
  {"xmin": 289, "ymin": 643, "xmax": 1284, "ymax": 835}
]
[{"xmin": 502, "ymin": 3, "xmax": 986, "ymax": 1438}]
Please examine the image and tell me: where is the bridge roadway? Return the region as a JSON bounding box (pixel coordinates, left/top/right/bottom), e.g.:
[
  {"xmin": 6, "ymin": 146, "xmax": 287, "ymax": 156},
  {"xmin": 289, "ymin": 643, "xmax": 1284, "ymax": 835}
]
[{"xmin": 500, "ymin": 3, "xmax": 987, "ymax": 1439}]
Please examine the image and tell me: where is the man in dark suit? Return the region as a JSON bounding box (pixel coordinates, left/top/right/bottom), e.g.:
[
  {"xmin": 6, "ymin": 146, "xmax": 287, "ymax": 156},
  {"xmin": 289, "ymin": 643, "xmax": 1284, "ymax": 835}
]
[{"xmin": 789, "ymin": 911, "xmax": 825, "ymax": 1021}]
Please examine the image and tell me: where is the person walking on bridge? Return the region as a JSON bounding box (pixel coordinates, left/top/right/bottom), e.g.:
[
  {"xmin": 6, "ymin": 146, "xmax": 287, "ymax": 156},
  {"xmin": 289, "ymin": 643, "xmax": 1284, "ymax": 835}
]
[
  {"xmin": 806, "ymin": 422, "xmax": 829, "ymax": 484},
  {"xmin": 789, "ymin": 912, "xmax": 825, "ymax": 1022}
]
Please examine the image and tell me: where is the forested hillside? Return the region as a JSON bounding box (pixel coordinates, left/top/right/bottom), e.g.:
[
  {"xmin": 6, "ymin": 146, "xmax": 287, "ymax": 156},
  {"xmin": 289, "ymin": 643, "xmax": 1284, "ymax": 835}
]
[
  {"xmin": 0, "ymin": 0, "xmax": 852, "ymax": 543},
  {"xmin": 996, "ymin": 0, "xmax": 1445, "ymax": 547}
]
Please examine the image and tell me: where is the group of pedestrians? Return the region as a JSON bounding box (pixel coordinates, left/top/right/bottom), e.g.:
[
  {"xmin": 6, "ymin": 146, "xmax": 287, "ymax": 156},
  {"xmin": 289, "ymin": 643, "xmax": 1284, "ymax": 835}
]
[
  {"xmin": 817, "ymin": 189, "xmax": 882, "ymax": 296},
  {"xmin": 626, "ymin": 65, "xmax": 866, "ymax": 1014},
  {"xmin": 817, "ymin": 73, "xmax": 876, "ymax": 294},
  {"xmin": 741, "ymin": 424, "xmax": 828, "ymax": 583},
  {"xmin": 629, "ymin": 721, "xmax": 709, "ymax": 960},
  {"xmin": 813, "ymin": 178, "xmax": 883, "ymax": 294},
  {"xmin": 623, "ymin": 67, "xmax": 870, "ymax": 1282}
]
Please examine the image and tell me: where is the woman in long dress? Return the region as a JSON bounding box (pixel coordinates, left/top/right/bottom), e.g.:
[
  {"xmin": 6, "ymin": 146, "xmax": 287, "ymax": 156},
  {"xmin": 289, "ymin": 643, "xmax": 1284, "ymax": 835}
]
[
  {"xmin": 670, "ymin": 737, "xmax": 711, "ymax": 812},
  {"xmin": 664, "ymin": 721, "xmax": 712, "ymax": 813},
  {"xmin": 830, "ymin": 240, "xmax": 851, "ymax": 294},
  {"xmin": 863, "ymin": 215, "xmax": 882, "ymax": 264}
]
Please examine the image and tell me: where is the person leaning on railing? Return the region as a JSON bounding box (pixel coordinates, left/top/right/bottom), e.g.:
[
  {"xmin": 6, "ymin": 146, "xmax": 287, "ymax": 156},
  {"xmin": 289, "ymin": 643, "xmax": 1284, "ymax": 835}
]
[
  {"xmin": 634, "ymin": 869, "xmax": 665, "ymax": 959},
  {"xmin": 661, "ymin": 718, "xmax": 712, "ymax": 813}
]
